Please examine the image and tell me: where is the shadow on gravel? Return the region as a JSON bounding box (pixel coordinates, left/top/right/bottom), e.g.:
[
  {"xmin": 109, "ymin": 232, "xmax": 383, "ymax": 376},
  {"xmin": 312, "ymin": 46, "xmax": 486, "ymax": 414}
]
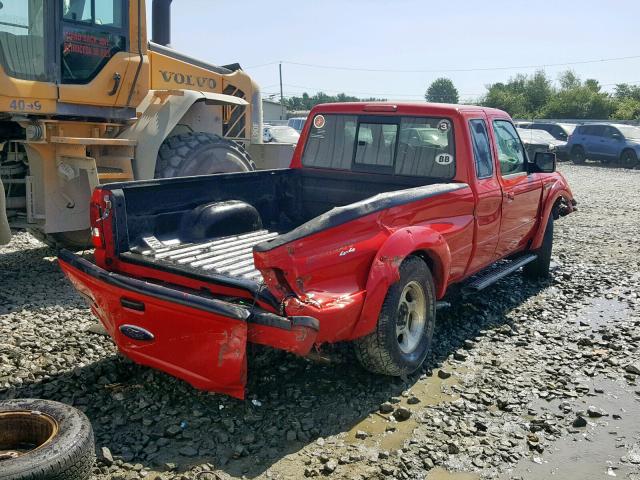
[
  {"xmin": 0, "ymin": 272, "xmax": 551, "ymax": 478},
  {"xmin": 0, "ymin": 245, "xmax": 91, "ymax": 314}
]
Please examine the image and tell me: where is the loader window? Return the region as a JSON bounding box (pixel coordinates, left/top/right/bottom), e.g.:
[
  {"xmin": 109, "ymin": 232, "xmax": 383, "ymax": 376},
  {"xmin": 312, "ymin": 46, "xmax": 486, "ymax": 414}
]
[
  {"xmin": 0, "ymin": 0, "xmax": 46, "ymax": 80},
  {"xmin": 61, "ymin": 0, "xmax": 127, "ymax": 83}
]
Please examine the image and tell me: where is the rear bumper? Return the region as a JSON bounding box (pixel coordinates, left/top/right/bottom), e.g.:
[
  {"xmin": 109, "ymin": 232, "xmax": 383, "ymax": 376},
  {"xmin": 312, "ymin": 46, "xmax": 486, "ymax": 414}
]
[{"xmin": 58, "ymin": 250, "xmax": 318, "ymax": 399}]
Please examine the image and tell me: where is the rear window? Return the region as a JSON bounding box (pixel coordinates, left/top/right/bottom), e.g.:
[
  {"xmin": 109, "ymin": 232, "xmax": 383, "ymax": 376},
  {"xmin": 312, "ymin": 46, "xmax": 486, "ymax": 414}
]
[{"xmin": 301, "ymin": 114, "xmax": 455, "ymax": 179}]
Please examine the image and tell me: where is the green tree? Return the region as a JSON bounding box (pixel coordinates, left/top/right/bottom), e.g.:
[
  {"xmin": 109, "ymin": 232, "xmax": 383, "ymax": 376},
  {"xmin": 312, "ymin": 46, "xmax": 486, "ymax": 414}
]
[
  {"xmin": 425, "ymin": 78, "xmax": 459, "ymax": 103},
  {"xmin": 482, "ymin": 71, "xmax": 552, "ymax": 118},
  {"xmin": 284, "ymin": 92, "xmax": 386, "ymax": 110}
]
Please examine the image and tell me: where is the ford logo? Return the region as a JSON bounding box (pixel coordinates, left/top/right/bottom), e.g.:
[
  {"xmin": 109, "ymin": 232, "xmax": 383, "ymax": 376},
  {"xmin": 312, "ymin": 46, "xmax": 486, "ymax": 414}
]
[{"xmin": 119, "ymin": 324, "xmax": 155, "ymax": 342}]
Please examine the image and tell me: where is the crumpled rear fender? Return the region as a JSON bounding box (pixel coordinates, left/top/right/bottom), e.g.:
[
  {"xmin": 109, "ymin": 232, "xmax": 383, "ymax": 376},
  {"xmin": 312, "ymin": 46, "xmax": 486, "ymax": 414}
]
[
  {"xmin": 349, "ymin": 226, "xmax": 451, "ymax": 339},
  {"xmin": 531, "ymin": 176, "xmax": 576, "ymax": 250}
]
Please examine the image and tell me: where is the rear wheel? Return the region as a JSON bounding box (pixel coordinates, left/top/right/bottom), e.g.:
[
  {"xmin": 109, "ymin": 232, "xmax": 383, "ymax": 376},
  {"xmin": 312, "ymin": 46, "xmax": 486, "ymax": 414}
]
[
  {"xmin": 354, "ymin": 257, "xmax": 436, "ymax": 376},
  {"xmin": 571, "ymin": 146, "xmax": 586, "ymax": 165},
  {"xmin": 155, "ymin": 132, "xmax": 255, "ymax": 178},
  {"xmin": 620, "ymin": 150, "xmax": 639, "ymax": 169}
]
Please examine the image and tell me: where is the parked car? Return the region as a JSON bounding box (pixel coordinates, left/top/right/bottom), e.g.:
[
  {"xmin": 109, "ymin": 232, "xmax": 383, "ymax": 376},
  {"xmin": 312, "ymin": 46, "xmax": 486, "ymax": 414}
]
[
  {"xmin": 59, "ymin": 103, "xmax": 575, "ymax": 399},
  {"xmin": 517, "ymin": 128, "xmax": 568, "ymax": 161},
  {"xmin": 263, "ymin": 125, "xmax": 300, "ymax": 144},
  {"xmin": 567, "ymin": 123, "xmax": 640, "ymax": 168},
  {"xmin": 517, "ymin": 122, "xmax": 576, "ymax": 160},
  {"xmin": 287, "ymin": 117, "xmax": 307, "ymax": 132}
]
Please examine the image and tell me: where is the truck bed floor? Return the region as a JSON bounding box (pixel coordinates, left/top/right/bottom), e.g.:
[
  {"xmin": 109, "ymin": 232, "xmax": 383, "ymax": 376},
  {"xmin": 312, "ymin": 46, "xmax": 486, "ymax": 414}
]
[{"xmin": 127, "ymin": 229, "xmax": 279, "ymax": 282}]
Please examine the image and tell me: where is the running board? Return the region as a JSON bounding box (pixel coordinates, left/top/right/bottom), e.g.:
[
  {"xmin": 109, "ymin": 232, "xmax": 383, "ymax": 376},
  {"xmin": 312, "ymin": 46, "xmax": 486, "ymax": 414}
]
[{"xmin": 465, "ymin": 254, "xmax": 537, "ymax": 292}]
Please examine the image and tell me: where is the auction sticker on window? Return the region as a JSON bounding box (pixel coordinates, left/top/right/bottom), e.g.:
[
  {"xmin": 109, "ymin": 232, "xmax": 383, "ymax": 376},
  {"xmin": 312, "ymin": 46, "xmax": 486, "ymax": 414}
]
[
  {"xmin": 435, "ymin": 153, "xmax": 453, "ymax": 165},
  {"xmin": 437, "ymin": 120, "xmax": 451, "ymax": 132},
  {"xmin": 313, "ymin": 115, "xmax": 326, "ymax": 129}
]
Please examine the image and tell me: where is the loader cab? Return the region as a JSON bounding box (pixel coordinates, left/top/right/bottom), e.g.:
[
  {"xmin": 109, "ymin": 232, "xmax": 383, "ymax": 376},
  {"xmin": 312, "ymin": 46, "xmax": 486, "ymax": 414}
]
[
  {"xmin": 0, "ymin": 0, "xmax": 140, "ymax": 112},
  {"xmin": 0, "ymin": 0, "xmax": 128, "ymax": 82}
]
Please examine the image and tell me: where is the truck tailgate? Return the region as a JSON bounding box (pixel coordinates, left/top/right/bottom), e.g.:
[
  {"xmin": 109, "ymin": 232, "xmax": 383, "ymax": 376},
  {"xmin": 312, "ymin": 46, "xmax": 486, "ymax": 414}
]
[{"xmin": 58, "ymin": 250, "xmax": 318, "ymax": 399}]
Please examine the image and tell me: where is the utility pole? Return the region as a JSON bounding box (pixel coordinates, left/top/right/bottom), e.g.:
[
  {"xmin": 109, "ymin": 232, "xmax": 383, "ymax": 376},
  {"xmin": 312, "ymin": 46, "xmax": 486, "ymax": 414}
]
[{"xmin": 279, "ymin": 62, "xmax": 285, "ymax": 120}]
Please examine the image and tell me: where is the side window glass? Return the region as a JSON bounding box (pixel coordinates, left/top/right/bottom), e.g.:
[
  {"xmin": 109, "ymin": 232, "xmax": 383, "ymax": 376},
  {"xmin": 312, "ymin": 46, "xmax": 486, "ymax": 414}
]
[
  {"xmin": 493, "ymin": 120, "xmax": 526, "ymax": 176},
  {"xmin": 469, "ymin": 119, "xmax": 493, "ymax": 178}
]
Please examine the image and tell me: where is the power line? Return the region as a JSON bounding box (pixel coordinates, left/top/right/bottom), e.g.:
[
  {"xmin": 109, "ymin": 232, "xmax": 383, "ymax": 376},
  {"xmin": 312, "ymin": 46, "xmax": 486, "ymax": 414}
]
[
  {"xmin": 246, "ymin": 55, "xmax": 640, "ymax": 74},
  {"xmin": 281, "ymin": 83, "xmax": 483, "ymax": 98}
]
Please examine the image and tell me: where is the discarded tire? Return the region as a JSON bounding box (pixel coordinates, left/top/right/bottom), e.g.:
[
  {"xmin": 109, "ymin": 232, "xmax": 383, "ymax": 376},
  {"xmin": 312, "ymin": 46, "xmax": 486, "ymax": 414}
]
[{"xmin": 0, "ymin": 399, "xmax": 94, "ymax": 480}]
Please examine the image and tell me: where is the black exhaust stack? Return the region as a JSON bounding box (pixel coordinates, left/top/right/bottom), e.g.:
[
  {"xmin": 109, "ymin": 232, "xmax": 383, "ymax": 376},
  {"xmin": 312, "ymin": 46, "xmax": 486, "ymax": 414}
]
[{"xmin": 152, "ymin": 0, "xmax": 172, "ymax": 46}]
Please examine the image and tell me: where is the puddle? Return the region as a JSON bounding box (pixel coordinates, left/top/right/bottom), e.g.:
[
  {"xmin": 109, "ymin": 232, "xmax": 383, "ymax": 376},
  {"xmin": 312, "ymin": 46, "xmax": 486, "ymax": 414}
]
[
  {"xmin": 575, "ymin": 297, "xmax": 631, "ymax": 329},
  {"xmin": 503, "ymin": 377, "xmax": 640, "ymax": 480},
  {"xmin": 346, "ymin": 368, "xmax": 462, "ymax": 451},
  {"xmin": 426, "ymin": 467, "xmax": 480, "ymax": 480}
]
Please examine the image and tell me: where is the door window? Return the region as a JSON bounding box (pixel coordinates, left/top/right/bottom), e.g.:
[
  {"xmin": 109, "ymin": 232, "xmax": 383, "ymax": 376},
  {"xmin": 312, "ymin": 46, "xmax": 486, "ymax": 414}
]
[
  {"xmin": 61, "ymin": 0, "xmax": 127, "ymax": 84},
  {"xmin": 493, "ymin": 120, "xmax": 526, "ymax": 175},
  {"xmin": 469, "ymin": 119, "xmax": 493, "ymax": 178}
]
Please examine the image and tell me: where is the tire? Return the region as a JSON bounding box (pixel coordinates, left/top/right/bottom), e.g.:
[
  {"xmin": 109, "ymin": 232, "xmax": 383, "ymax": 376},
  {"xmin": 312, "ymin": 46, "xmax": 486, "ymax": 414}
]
[
  {"xmin": 571, "ymin": 146, "xmax": 586, "ymax": 165},
  {"xmin": 27, "ymin": 228, "xmax": 91, "ymax": 251},
  {"xmin": 620, "ymin": 149, "xmax": 639, "ymax": 169},
  {"xmin": 523, "ymin": 215, "xmax": 554, "ymax": 279},
  {"xmin": 0, "ymin": 399, "xmax": 94, "ymax": 480},
  {"xmin": 354, "ymin": 257, "xmax": 436, "ymax": 376},
  {"xmin": 155, "ymin": 132, "xmax": 256, "ymax": 178}
]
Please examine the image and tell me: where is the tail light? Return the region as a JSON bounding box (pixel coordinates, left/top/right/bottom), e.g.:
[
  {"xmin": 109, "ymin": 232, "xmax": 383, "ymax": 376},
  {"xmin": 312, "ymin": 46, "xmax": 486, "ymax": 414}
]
[{"xmin": 89, "ymin": 191, "xmax": 111, "ymax": 249}]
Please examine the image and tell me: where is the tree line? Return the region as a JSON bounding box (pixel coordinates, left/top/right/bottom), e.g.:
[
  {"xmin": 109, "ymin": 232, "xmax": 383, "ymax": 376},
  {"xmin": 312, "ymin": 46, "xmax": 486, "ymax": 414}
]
[{"xmin": 281, "ymin": 70, "xmax": 640, "ymax": 120}]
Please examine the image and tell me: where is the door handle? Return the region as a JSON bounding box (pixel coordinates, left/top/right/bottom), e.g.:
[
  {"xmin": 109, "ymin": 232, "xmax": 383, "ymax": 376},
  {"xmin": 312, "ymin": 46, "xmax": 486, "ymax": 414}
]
[
  {"xmin": 503, "ymin": 191, "xmax": 515, "ymax": 201},
  {"xmin": 108, "ymin": 72, "xmax": 122, "ymax": 96}
]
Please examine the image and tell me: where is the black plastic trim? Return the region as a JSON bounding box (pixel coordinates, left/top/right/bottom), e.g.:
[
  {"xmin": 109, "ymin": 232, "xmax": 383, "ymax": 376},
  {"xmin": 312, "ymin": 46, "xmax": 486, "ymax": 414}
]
[
  {"xmin": 249, "ymin": 311, "xmax": 320, "ymax": 332},
  {"xmin": 254, "ymin": 182, "xmax": 469, "ymax": 252},
  {"xmin": 59, "ymin": 249, "xmax": 249, "ymax": 321},
  {"xmin": 59, "ymin": 250, "xmax": 315, "ymax": 332},
  {"xmin": 121, "ymin": 297, "xmax": 145, "ymax": 311}
]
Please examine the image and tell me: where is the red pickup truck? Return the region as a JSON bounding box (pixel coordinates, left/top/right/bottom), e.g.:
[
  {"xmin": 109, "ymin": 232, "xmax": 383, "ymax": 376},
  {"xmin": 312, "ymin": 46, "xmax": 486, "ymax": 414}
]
[{"xmin": 58, "ymin": 103, "xmax": 575, "ymax": 399}]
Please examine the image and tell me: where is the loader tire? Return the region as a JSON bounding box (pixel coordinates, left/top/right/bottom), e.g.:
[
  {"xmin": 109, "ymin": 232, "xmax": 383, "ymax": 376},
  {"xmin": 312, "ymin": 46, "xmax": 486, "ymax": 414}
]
[
  {"xmin": 354, "ymin": 256, "xmax": 436, "ymax": 376},
  {"xmin": 523, "ymin": 215, "xmax": 554, "ymax": 279},
  {"xmin": 0, "ymin": 399, "xmax": 95, "ymax": 480},
  {"xmin": 155, "ymin": 132, "xmax": 255, "ymax": 178},
  {"xmin": 28, "ymin": 228, "xmax": 91, "ymax": 252}
]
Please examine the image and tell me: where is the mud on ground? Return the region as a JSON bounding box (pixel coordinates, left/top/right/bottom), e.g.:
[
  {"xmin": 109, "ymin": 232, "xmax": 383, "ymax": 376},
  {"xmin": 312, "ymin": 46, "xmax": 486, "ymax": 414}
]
[{"xmin": 1, "ymin": 163, "xmax": 639, "ymax": 480}]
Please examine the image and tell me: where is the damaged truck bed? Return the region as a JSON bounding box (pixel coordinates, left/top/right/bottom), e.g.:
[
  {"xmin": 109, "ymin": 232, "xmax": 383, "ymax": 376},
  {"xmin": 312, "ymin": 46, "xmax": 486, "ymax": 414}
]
[{"xmin": 59, "ymin": 102, "xmax": 575, "ymax": 398}]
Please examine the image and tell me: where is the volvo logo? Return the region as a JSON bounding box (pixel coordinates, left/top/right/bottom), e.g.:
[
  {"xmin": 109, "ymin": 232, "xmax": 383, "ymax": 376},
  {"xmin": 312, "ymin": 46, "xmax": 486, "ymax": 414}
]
[
  {"xmin": 159, "ymin": 70, "xmax": 217, "ymax": 89},
  {"xmin": 119, "ymin": 325, "xmax": 155, "ymax": 342}
]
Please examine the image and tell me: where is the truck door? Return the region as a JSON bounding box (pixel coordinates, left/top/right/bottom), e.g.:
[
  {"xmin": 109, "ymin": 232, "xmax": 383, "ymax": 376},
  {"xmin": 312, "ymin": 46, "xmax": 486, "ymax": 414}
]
[
  {"xmin": 490, "ymin": 119, "xmax": 542, "ymax": 259},
  {"xmin": 56, "ymin": 0, "xmax": 142, "ymax": 110},
  {"xmin": 466, "ymin": 118, "xmax": 502, "ymax": 273}
]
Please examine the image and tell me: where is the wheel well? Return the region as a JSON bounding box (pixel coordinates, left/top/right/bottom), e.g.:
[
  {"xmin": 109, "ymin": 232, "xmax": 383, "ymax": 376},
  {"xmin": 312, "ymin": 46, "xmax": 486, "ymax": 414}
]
[
  {"xmin": 571, "ymin": 144, "xmax": 584, "ymax": 153},
  {"xmin": 409, "ymin": 250, "xmax": 441, "ymax": 292},
  {"xmin": 621, "ymin": 148, "xmax": 637, "ymax": 158}
]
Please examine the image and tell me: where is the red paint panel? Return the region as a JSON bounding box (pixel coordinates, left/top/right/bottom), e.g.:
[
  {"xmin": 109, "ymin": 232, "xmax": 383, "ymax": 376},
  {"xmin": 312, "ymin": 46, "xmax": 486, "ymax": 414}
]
[{"xmin": 59, "ymin": 259, "xmax": 248, "ymax": 399}]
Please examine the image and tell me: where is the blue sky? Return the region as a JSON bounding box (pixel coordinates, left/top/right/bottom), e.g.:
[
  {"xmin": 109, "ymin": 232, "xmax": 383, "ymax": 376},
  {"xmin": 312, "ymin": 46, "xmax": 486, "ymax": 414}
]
[{"xmin": 149, "ymin": 0, "xmax": 640, "ymax": 102}]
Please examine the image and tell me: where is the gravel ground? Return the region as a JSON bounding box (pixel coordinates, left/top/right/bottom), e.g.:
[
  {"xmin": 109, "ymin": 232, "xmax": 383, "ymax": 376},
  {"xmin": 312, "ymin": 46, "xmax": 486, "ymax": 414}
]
[{"xmin": 1, "ymin": 163, "xmax": 640, "ymax": 480}]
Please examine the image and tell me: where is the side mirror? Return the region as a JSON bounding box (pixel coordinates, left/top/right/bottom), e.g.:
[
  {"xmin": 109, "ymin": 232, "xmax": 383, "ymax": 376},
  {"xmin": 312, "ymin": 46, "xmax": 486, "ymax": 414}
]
[
  {"xmin": 532, "ymin": 151, "xmax": 556, "ymax": 173},
  {"xmin": 611, "ymin": 133, "xmax": 622, "ymax": 140}
]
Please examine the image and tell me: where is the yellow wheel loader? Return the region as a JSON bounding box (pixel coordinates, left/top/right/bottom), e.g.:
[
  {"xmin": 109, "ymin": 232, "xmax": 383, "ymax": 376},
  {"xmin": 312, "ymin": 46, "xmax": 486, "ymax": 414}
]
[{"xmin": 0, "ymin": 0, "xmax": 291, "ymax": 248}]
